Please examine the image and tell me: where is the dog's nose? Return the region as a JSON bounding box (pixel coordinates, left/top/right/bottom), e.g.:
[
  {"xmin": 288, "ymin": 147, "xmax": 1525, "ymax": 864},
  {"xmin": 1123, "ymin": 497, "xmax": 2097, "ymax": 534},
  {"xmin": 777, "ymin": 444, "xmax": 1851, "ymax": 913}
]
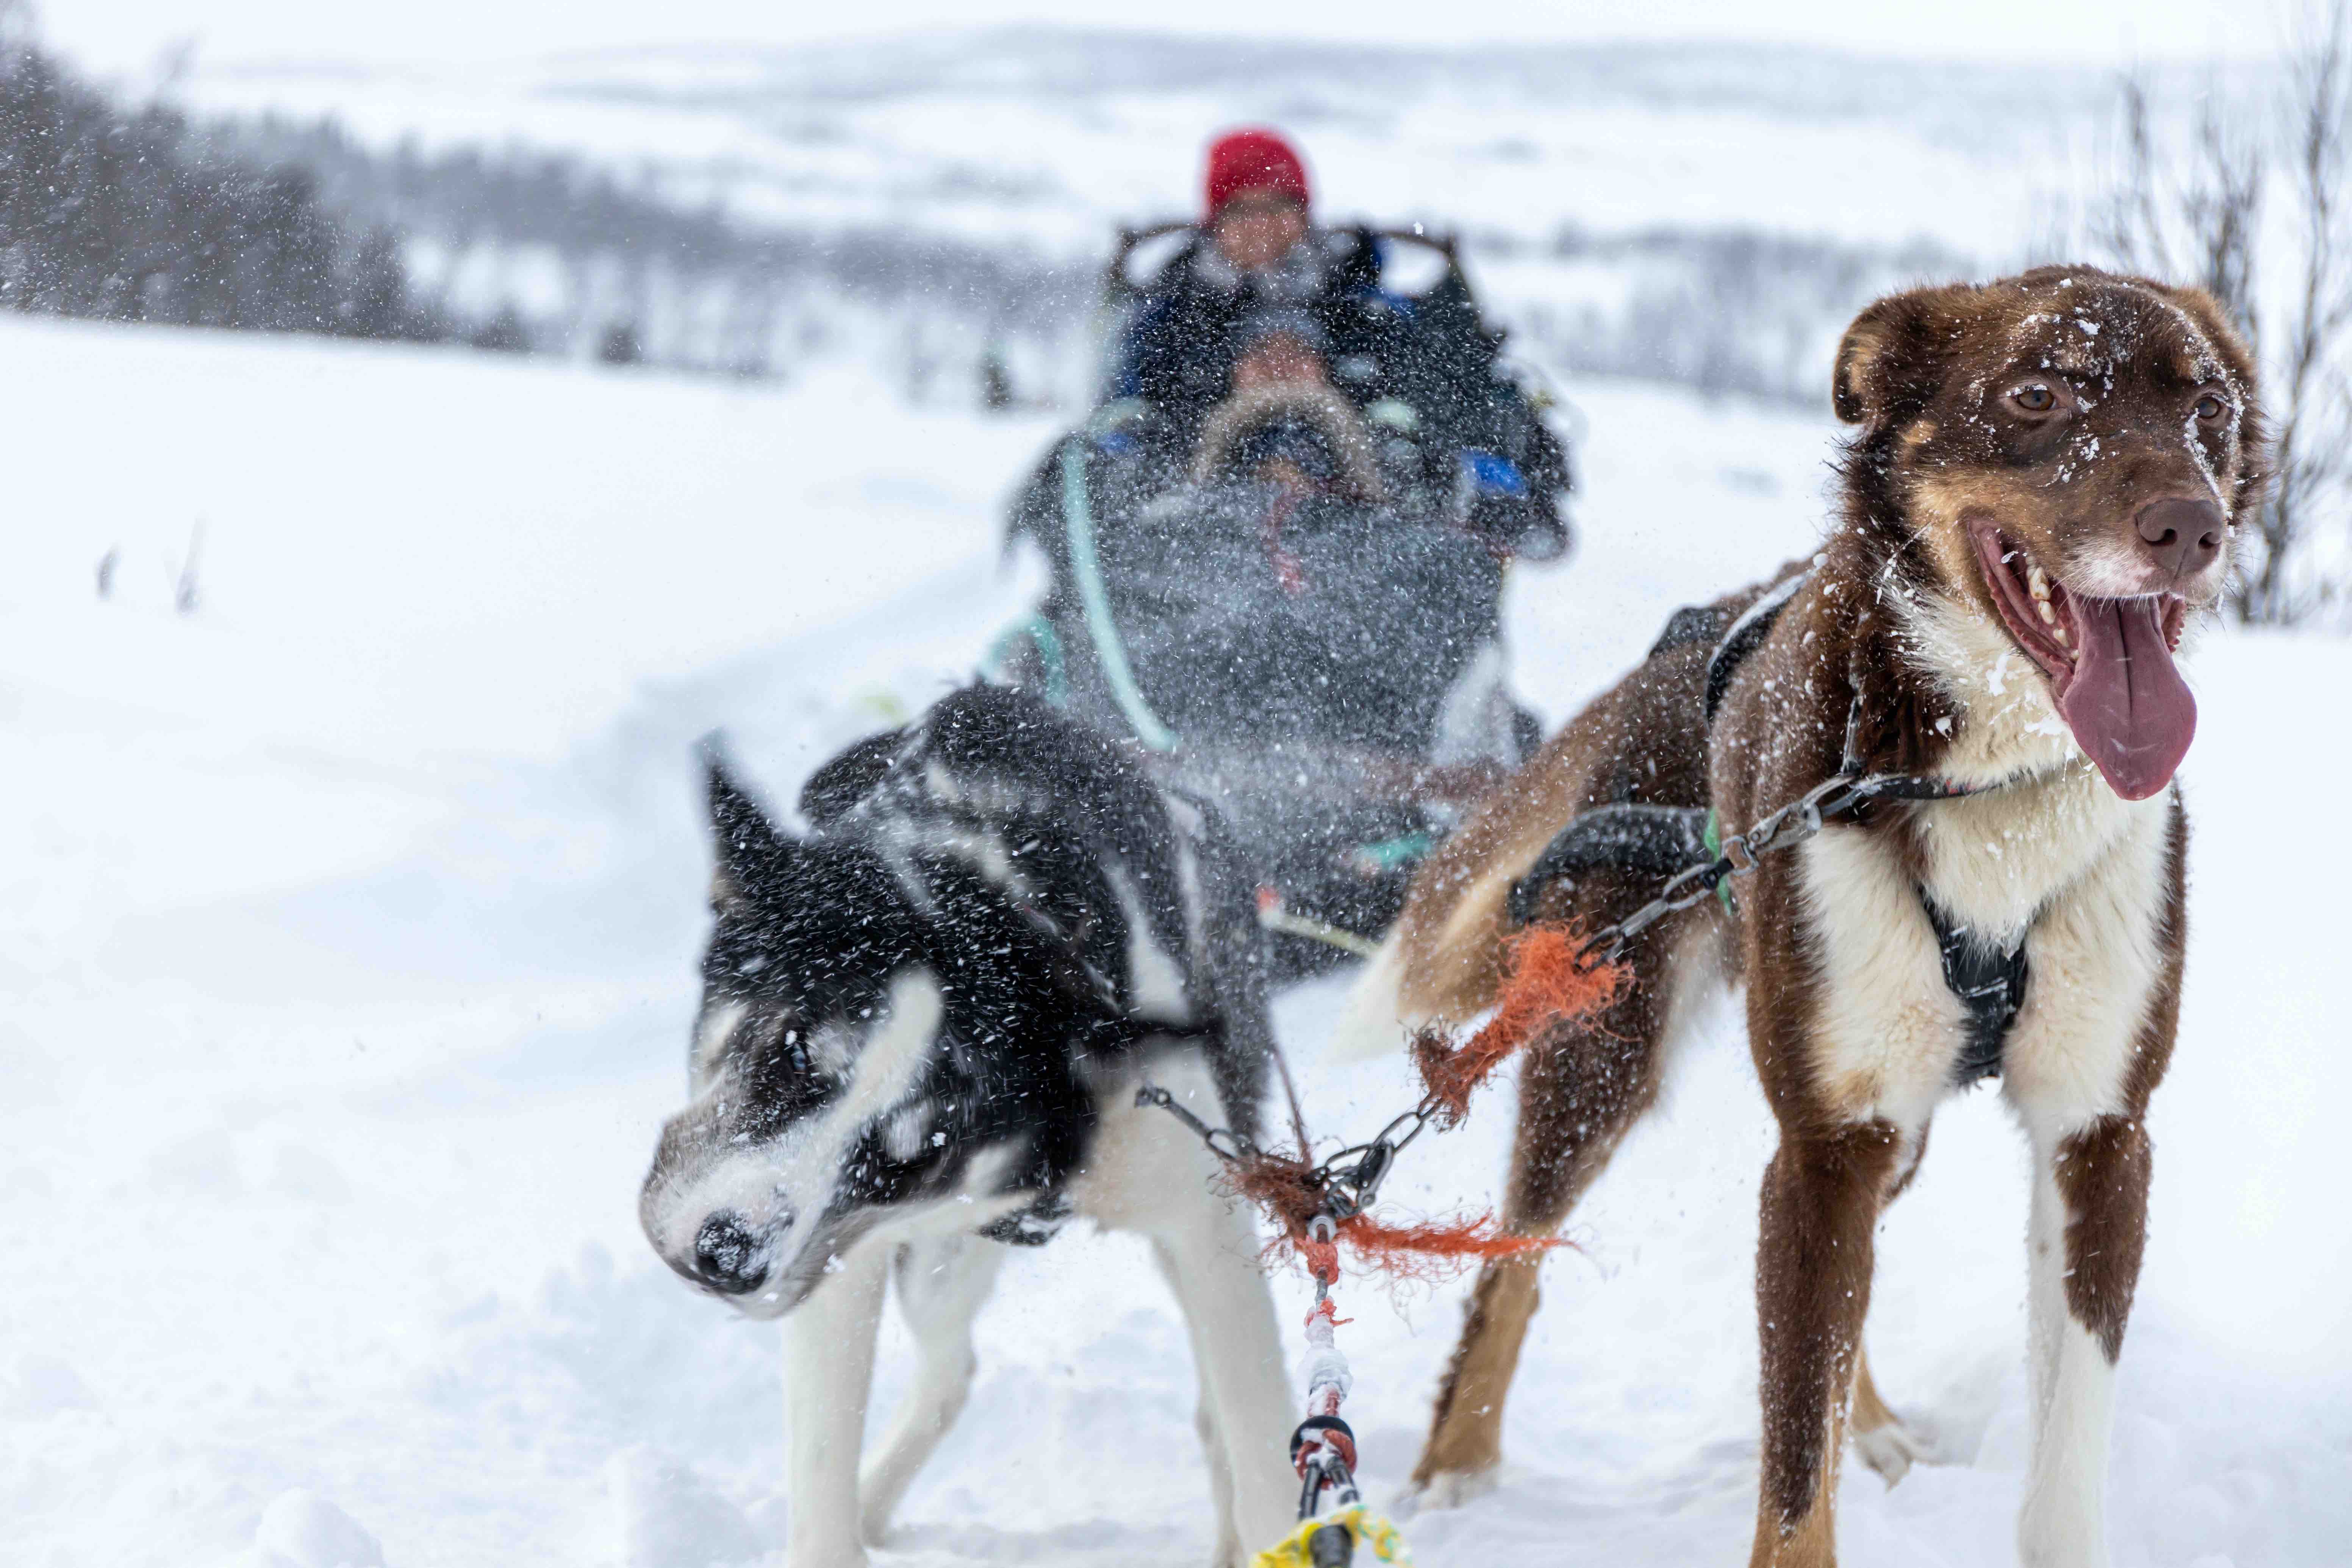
[
  {"xmin": 2134, "ymin": 497, "xmax": 2224, "ymax": 578},
  {"xmin": 693, "ymin": 1212, "xmax": 766, "ymax": 1295}
]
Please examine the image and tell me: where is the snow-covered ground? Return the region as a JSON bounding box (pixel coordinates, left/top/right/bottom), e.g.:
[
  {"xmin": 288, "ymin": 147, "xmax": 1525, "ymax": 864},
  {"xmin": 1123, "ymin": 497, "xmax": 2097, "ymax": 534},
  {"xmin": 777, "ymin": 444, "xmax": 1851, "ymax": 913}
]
[{"xmin": 2, "ymin": 316, "xmax": 2346, "ymax": 1568}]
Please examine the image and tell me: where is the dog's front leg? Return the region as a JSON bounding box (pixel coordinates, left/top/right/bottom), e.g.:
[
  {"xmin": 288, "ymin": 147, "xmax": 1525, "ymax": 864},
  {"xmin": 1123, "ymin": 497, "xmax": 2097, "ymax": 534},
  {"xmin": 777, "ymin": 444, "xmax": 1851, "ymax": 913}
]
[
  {"xmin": 2016, "ymin": 1113, "xmax": 2149, "ymax": 1568},
  {"xmin": 1749, "ymin": 1119, "xmax": 1901, "ymax": 1568},
  {"xmin": 782, "ymin": 1239, "xmax": 889, "ymax": 1568},
  {"xmin": 857, "ymin": 1234, "xmax": 1006, "ymax": 1544}
]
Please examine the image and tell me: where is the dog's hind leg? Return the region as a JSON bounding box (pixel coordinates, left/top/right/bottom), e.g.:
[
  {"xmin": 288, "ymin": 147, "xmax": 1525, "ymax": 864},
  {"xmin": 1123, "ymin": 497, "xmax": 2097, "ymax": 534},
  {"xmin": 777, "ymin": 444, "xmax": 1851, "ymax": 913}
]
[
  {"xmin": 1148, "ymin": 1198, "xmax": 1294, "ymax": 1568},
  {"xmin": 1848, "ymin": 1132, "xmax": 1935, "ymax": 1488},
  {"xmin": 1076, "ymin": 1059, "xmax": 1293, "ymax": 1567},
  {"xmin": 1409, "ymin": 1015, "xmax": 1656, "ymax": 1503},
  {"xmin": 1412, "ymin": 910, "xmax": 1719, "ymax": 1504},
  {"xmin": 1848, "ymin": 1351, "xmax": 1928, "ymax": 1487},
  {"xmin": 857, "ymin": 1234, "xmax": 1006, "ymax": 1545},
  {"xmin": 782, "ymin": 1238, "xmax": 890, "ymax": 1568}
]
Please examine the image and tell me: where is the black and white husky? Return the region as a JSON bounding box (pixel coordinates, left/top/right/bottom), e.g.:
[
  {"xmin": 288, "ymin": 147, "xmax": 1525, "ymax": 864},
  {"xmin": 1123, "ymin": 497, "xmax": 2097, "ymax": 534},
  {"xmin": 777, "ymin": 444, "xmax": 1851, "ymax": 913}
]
[{"xmin": 640, "ymin": 685, "xmax": 1296, "ymax": 1568}]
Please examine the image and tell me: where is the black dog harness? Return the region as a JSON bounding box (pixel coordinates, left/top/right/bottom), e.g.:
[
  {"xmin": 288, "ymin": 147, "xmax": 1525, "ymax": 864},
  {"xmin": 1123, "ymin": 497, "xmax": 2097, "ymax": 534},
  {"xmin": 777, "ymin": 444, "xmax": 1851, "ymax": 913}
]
[
  {"xmin": 1523, "ymin": 583, "xmax": 2032, "ymax": 1086},
  {"xmin": 1923, "ymin": 900, "xmax": 2030, "ymax": 1086}
]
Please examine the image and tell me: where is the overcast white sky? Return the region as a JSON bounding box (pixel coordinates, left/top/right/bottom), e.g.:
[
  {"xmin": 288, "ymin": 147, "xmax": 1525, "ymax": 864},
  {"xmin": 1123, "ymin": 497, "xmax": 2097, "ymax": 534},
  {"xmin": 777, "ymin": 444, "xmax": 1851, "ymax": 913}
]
[{"xmin": 44, "ymin": 0, "xmax": 2300, "ymax": 78}]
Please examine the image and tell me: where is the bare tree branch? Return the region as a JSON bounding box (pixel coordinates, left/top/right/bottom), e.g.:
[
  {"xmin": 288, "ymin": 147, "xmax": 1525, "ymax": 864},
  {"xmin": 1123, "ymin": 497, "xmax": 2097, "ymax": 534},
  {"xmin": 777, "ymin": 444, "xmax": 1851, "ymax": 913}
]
[{"xmin": 2094, "ymin": 2, "xmax": 2352, "ymax": 624}]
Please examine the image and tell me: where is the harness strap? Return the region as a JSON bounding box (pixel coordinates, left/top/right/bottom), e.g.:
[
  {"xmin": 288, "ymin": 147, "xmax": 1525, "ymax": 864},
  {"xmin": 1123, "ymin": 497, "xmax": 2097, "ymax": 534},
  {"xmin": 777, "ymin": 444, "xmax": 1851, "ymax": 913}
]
[
  {"xmin": 1703, "ymin": 568, "xmax": 1808, "ymax": 725},
  {"xmin": 1920, "ymin": 895, "xmax": 2030, "ymax": 1086},
  {"xmin": 1059, "ymin": 439, "xmax": 1180, "ymax": 752},
  {"xmin": 1506, "ymin": 803, "xmax": 1709, "ymax": 926},
  {"xmin": 983, "ymin": 612, "xmax": 1070, "ymax": 707},
  {"xmin": 1646, "ymin": 602, "xmax": 1735, "ymax": 661}
]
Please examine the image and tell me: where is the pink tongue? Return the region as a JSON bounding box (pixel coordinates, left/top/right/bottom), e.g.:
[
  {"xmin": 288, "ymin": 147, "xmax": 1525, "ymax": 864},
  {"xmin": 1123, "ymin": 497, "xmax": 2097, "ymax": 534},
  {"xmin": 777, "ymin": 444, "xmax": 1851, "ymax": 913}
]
[{"xmin": 2057, "ymin": 597, "xmax": 2196, "ymax": 800}]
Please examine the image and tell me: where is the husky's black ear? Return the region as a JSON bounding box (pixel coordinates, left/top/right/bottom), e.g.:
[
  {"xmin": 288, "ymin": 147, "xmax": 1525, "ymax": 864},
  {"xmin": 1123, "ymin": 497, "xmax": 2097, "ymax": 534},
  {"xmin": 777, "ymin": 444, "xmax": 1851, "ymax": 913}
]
[
  {"xmin": 1832, "ymin": 284, "xmax": 1974, "ymax": 431},
  {"xmin": 798, "ymin": 724, "xmax": 907, "ymax": 827},
  {"xmin": 699, "ymin": 736, "xmax": 792, "ymax": 912}
]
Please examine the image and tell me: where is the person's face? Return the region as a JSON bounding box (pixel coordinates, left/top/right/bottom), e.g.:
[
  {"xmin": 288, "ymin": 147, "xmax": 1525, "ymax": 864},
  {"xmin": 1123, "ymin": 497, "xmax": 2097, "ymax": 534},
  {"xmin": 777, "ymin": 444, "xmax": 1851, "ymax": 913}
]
[
  {"xmin": 1232, "ymin": 332, "xmax": 1326, "ymax": 391},
  {"xmin": 1212, "ymin": 191, "xmax": 1308, "ymax": 272},
  {"xmin": 1256, "ymin": 455, "xmax": 1314, "ymax": 494}
]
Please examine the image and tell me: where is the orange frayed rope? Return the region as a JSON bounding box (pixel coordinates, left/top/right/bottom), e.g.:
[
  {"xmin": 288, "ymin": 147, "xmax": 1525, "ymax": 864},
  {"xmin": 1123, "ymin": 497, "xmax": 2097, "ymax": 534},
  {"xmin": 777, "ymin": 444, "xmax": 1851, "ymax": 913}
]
[
  {"xmin": 1224, "ymin": 923, "xmax": 1625, "ymax": 1283},
  {"xmin": 1410, "ymin": 922, "xmax": 1626, "ymax": 1129}
]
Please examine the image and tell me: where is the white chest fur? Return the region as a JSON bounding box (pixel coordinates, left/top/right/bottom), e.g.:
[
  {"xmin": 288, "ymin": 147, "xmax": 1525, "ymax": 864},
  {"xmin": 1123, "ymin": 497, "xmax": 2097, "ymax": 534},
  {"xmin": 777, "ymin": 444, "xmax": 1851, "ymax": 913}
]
[
  {"xmin": 1912, "ymin": 765, "xmax": 2157, "ymax": 946},
  {"xmin": 1795, "ymin": 762, "xmax": 2174, "ymax": 1134}
]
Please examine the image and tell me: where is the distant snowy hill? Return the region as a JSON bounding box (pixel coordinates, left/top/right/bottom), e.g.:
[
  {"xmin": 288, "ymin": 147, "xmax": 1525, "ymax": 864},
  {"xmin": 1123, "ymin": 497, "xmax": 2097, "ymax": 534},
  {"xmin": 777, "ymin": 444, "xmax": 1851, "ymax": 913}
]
[
  {"xmin": 189, "ymin": 27, "xmax": 2139, "ymax": 253},
  {"xmin": 180, "ymin": 28, "xmax": 2222, "ymax": 407}
]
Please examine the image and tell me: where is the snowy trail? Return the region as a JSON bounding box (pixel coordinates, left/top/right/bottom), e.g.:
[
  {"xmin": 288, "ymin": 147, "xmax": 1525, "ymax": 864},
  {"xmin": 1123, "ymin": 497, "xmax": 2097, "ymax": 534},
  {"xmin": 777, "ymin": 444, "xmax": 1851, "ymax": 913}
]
[{"xmin": 1, "ymin": 318, "xmax": 2345, "ymax": 1568}]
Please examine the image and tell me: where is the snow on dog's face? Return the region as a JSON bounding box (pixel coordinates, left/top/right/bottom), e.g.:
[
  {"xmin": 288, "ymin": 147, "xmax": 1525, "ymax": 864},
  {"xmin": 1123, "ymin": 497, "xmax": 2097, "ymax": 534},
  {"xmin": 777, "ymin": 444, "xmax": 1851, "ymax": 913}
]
[
  {"xmin": 1834, "ymin": 268, "xmax": 2265, "ymax": 800},
  {"xmin": 638, "ymin": 762, "xmax": 1012, "ymax": 1318}
]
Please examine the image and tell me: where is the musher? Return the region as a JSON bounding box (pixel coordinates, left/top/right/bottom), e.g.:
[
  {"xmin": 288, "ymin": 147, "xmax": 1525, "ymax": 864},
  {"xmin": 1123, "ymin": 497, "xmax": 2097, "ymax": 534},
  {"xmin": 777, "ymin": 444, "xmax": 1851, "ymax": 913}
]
[{"xmin": 1112, "ymin": 126, "xmax": 1571, "ymax": 557}]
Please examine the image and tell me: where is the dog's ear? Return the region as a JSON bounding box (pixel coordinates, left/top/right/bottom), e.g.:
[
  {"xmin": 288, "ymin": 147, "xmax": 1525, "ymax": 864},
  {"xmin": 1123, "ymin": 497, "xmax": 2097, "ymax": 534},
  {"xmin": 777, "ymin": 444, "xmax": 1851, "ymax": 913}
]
[
  {"xmin": 1832, "ymin": 285, "xmax": 1974, "ymax": 430},
  {"xmin": 2135, "ymin": 278, "xmax": 2269, "ymax": 511},
  {"xmin": 797, "ymin": 725, "xmax": 907, "ymax": 827},
  {"xmin": 700, "ymin": 737, "xmax": 793, "ymax": 913},
  {"xmin": 2141, "ymin": 280, "xmax": 2263, "ymax": 404}
]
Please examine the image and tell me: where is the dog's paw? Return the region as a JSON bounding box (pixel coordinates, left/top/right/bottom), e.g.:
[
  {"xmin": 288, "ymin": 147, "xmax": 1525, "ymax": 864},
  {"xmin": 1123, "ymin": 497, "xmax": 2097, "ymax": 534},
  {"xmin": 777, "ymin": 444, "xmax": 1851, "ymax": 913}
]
[
  {"xmin": 856, "ymin": 1508, "xmax": 900, "ymax": 1551},
  {"xmin": 1200, "ymin": 1521, "xmax": 1248, "ymax": 1568},
  {"xmin": 782, "ymin": 1531, "xmax": 869, "ymax": 1568},
  {"xmin": 1395, "ymin": 1465, "xmax": 1501, "ymax": 1517},
  {"xmin": 1851, "ymin": 1411, "xmax": 1941, "ymax": 1488},
  {"xmin": 785, "ymin": 1551, "xmax": 869, "ymax": 1568}
]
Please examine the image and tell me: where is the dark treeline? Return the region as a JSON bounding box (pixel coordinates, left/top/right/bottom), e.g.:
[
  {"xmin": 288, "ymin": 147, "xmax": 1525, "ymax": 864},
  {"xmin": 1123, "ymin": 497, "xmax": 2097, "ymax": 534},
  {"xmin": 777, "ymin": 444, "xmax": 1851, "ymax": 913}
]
[
  {"xmin": 0, "ymin": 14, "xmax": 1094, "ymax": 383},
  {"xmin": 217, "ymin": 114, "xmax": 1096, "ymax": 380},
  {"xmin": 227, "ymin": 105, "xmax": 1955, "ymax": 408},
  {"xmin": 225, "ymin": 116, "xmax": 1093, "ymax": 321},
  {"xmin": 0, "ymin": 27, "xmax": 441, "ymax": 342}
]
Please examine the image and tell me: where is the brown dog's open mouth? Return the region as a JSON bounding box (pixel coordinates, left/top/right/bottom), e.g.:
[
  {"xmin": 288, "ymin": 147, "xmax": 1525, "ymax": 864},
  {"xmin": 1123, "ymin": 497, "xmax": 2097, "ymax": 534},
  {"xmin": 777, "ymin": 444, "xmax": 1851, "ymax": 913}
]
[{"xmin": 1967, "ymin": 520, "xmax": 2195, "ymax": 801}]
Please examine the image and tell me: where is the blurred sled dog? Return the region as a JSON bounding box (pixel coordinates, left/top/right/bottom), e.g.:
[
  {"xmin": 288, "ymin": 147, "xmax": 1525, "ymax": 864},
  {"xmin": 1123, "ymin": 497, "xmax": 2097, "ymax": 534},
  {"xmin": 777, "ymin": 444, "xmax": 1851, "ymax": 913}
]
[
  {"xmin": 639, "ymin": 685, "xmax": 1294, "ymax": 1568},
  {"xmin": 1343, "ymin": 268, "xmax": 2264, "ymax": 1567}
]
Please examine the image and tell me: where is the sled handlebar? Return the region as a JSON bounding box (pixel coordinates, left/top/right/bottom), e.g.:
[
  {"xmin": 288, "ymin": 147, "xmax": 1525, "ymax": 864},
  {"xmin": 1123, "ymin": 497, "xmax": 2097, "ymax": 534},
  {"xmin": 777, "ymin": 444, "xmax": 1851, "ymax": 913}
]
[{"xmin": 1103, "ymin": 222, "xmax": 1463, "ymax": 307}]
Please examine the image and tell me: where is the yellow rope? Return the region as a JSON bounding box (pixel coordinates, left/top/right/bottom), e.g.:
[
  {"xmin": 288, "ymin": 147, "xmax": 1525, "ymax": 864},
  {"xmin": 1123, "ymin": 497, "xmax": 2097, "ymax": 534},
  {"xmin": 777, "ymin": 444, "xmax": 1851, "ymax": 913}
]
[{"xmin": 1250, "ymin": 1505, "xmax": 1411, "ymax": 1567}]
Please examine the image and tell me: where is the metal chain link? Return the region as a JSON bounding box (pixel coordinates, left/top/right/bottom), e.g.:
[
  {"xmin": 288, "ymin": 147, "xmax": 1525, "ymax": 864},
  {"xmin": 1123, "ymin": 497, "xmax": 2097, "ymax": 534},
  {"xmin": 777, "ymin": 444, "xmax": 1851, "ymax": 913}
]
[
  {"xmin": 1139, "ymin": 749, "xmax": 2005, "ymax": 1224},
  {"xmin": 1587, "ymin": 769, "xmax": 1866, "ymax": 961}
]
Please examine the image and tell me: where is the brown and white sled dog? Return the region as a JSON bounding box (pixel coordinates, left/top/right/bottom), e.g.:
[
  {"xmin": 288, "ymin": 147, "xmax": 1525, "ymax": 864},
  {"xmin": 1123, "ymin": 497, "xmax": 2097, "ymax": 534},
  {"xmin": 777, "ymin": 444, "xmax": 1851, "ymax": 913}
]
[
  {"xmin": 639, "ymin": 686, "xmax": 1294, "ymax": 1568},
  {"xmin": 1344, "ymin": 268, "xmax": 2264, "ymax": 1565}
]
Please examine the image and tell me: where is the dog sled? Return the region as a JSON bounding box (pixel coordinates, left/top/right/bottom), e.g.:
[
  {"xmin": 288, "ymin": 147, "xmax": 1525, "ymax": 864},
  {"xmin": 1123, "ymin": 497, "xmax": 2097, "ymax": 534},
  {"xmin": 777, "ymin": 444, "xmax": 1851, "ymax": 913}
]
[{"xmin": 991, "ymin": 224, "xmax": 1571, "ymax": 974}]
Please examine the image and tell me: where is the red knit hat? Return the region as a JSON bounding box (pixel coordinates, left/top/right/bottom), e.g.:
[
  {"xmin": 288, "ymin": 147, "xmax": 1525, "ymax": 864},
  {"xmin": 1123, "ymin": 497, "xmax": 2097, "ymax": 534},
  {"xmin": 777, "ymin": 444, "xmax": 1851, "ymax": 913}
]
[{"xmin": 1203, "ymin": 128, "xmax": 1311, "ymax": 222}]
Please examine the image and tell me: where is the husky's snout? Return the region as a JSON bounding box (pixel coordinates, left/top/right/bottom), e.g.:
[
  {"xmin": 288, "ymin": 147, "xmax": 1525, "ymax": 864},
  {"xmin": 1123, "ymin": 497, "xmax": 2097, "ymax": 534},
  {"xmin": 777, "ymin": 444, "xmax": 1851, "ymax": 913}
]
[
  {"xmin": 647, "ymin": 1179, "xmax": 827, "ymax": 1316},
  {"xmin": 638, "ymin": 1111, "xmax": 811, "ymax": 1310},
  {"xmin": 691, "ymin": 1210, "xmax": 770, "ymax": 1295}
]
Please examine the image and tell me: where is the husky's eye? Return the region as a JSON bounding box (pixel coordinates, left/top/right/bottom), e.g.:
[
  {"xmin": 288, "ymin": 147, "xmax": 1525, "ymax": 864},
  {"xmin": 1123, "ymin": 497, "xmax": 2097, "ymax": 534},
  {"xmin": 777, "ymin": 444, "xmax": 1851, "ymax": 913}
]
[
  {"xmin": 2009, "ymin": 383, "xmax": 2058, "ymax": 414},
  {"xmin": 2194, "ymin": 392, "xmax": 2228, "ymax": 422}
]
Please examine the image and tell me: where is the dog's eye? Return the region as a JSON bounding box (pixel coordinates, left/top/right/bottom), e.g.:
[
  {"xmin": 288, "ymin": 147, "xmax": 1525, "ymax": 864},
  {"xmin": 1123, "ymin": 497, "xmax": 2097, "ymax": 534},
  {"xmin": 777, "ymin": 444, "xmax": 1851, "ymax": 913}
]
[
  {"xmin": 2010, "ymin": 384, "xmax": 2058, "ymax": 414},
  {"xmin": 2194, "ymin": 392, "xmax": 2228, "ymax": 422}
]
